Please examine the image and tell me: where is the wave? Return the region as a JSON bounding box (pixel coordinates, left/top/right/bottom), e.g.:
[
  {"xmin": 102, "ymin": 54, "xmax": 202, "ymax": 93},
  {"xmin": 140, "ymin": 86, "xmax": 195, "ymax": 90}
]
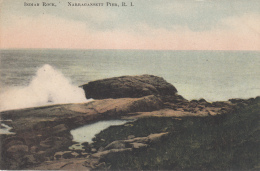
[{"xmin": 0, "ymin": 64, "xmax": 89, "ymax": 111}]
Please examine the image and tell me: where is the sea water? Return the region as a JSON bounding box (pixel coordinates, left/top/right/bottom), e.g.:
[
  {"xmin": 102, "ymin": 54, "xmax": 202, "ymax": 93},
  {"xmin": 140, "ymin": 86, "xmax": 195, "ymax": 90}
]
[{"xmin": 0, "ymin": 49, "xmax": 259, "ymax": 111}]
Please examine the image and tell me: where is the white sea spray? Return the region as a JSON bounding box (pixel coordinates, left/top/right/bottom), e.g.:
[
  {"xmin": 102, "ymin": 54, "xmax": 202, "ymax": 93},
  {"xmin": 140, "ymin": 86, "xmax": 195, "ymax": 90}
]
[{"xmin": 0, "ymin": 64, "xmax": 89, "ymax": 111}]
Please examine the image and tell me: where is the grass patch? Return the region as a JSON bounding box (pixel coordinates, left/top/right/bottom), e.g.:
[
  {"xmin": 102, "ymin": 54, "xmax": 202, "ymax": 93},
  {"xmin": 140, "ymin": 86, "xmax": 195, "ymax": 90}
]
[{"xmin": 93, "ymin": 99, "xmax": 260, "ymax": 170}]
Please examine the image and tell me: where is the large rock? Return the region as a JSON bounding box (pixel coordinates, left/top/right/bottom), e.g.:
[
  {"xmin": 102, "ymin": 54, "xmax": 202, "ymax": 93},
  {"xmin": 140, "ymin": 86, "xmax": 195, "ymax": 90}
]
[
  {"xmin": 81, "ymin": 75, "xmax": 178, "ymax": 99},
  {"xmin": 6, "ymin": 145, "xmax": 29, "ymax": 154},
  {"xmin": 3, "ymin": 136, "xmax": 26, "ymax": 149},
  {"xmin": 92, "ymin": 132, "xmax": 168, "ymax": 159},
  {"xmin": 104, "ymin": 141, "xmax": 126, "ymax": 150},
  {"xmin": 39, "ymin": 136, "xmax": 72, "ymax": 150},
  {"xmin": 54, "ymin": 151, "xmax": 79, "ymax": 160}
]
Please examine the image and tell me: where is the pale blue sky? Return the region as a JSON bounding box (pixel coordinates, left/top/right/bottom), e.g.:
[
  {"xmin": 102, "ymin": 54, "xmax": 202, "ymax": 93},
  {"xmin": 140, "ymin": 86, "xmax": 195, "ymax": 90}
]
[{"xmin": 1, "ymin": 0, "xmax": 260, "ymax": 50}]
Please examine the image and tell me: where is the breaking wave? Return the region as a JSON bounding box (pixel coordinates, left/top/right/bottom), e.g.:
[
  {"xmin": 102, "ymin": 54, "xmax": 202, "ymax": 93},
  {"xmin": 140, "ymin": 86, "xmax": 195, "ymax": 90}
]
[{"xmin": 0, "ymin": 64, "xmax": 89, "ymax": 111}]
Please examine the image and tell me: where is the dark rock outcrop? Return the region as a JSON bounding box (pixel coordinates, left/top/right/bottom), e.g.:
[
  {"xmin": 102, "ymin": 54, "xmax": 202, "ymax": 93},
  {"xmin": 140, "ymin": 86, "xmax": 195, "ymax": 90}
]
[
  {"xmin": 1, "ymin": 74, "xmax": 258, "ymax": 170},
  {"xmin": 0, "ymin": 95, "xmax": 163, "ymax": 169},
  {"xmin": 92, "ymin": 132, "xmax": 168, "ymax": 158},
  {"xmin": 81, "ymin": 75, "xmax": 178, "ymax": 100}
]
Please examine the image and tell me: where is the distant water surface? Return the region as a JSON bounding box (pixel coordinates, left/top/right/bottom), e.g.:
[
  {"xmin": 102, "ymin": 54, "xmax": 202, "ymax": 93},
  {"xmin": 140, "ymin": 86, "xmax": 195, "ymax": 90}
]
[{"xmin": 0, "ymin": 49, "xmax": 259, "ymax": 110}]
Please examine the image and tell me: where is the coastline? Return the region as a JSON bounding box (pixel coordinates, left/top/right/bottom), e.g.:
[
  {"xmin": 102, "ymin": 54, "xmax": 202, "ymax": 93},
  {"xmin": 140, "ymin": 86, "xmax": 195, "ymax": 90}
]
[{"xmin": 0, "ymin": 75, "xmax": 259, "ymax": 170}]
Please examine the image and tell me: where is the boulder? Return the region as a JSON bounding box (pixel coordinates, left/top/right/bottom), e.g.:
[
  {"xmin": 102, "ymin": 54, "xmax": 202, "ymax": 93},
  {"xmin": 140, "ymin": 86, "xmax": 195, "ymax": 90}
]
[
  {"xmin": 147, "ymin": 132, "xmax": 168, "ymax": 142},
  {"xmin": 81, "ymin": 75, "xmax": 178, "ymax": 99},
  {"xmin": 229, "ymin": 97, "xmax": 260, "ymax": 105},
  {"xmin": 130, "ymin": 142, "xmax": 147, "ymax": 149},
  {"xmin": 104, "ymin": 141, "xmax": 125, "ymax": 150},
  {"xmin": 54, "ymin": 151, "xmax": 79, "ymax": 159},
  {"xmin": 5, "ymin": 140, "xmax": 24, "ymax": 149},
  {"xmin": 3, "ymin": 136, "xmax": 25, "ymax": 147},
  {"xmin": 30, "ymin": 146, "xmax": 39, "ymax": 153},
  {"xmin": 91, "ymin": 148, "xmax": 97, "ymax": 153},
  {"xmin": 39, "ymin": 136, "xmax": 71, "ymax": 150},
  {"xmin": 6, "ymin": 145, "xmax": 29, "ymax": 154},
  {"xmin": 127, "ymin": 135, "xmax": 135, "ymax": 139},
  {"xmin": 100, "ymin": 132, "xmax": 168, "ymax": 153},
  {"xmin": 51, "ymin": 124, "xmax": 68, "ymax": 135},
  {"xmin": 23, "ymin": 155, "xmax": 37, "ymax": 165},
  {"xmin": 92, "ymin": 148, "xmax": 133, "ymax": 158}
]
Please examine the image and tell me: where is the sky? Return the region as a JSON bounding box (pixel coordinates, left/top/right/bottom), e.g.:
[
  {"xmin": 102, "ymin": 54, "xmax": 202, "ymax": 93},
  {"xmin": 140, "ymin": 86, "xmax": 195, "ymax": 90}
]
[{"xmin": 0, "ymin": 0, "xmax": 260, "ymax": 50}]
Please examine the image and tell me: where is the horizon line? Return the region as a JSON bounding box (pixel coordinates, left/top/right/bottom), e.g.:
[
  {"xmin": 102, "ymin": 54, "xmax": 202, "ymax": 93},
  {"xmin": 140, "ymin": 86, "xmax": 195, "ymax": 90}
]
[{"xmin": 1, "ymin": 48, "xmax": 259, "ymax": 52}]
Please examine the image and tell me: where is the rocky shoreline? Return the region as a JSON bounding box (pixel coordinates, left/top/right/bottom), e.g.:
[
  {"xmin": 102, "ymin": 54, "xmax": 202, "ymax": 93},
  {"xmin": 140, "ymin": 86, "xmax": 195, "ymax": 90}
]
[{"xmin": 0, "ymin": 75, "xmax": 259, "ymax": 170}]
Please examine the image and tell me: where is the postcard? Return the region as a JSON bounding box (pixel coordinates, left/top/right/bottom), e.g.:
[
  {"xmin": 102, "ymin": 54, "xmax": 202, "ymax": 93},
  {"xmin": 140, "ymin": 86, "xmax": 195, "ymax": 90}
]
[{"xmin": 0, "ymin": 0, "xmax": 259, "ymax": 170}]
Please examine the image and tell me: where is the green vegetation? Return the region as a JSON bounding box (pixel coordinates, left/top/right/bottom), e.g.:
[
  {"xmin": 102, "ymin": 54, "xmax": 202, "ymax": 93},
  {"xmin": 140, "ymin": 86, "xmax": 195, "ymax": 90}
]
[{"xmin": 93, "ymin": 99, "xmax": 260, "ymax": 170}]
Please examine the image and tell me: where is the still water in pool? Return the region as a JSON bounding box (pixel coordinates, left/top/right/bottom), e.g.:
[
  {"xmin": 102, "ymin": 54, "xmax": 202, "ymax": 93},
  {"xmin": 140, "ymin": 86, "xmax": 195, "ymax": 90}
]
[{"xmin": 70, "ymin": 120, "xmax": 129, "ymax": 143}]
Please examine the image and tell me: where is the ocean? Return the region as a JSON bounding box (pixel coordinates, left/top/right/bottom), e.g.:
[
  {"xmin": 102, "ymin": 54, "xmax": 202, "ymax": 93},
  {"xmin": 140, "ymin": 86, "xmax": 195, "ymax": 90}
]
[{"xmin": 0, "ymin": 49, "xmax": 259, "ymax": 111}]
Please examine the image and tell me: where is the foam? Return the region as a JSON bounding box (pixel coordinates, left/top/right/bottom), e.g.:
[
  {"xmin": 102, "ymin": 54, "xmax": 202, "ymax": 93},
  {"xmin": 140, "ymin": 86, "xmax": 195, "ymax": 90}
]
[{"xmin": 0, "ymin": 64, "xmax": 89, "ymax": 111}]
